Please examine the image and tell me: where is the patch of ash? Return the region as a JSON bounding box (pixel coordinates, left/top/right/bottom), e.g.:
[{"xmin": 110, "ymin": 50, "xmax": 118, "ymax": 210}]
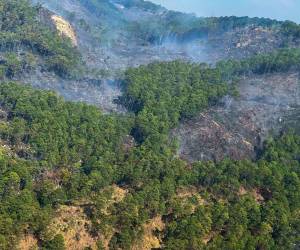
[
  {"xmin": 22, "ymin": 70, "xmax": 125, "ymax": 113},
  {"xmin": 174, "ymin": 71, "xmax": 300, "ymax": 162}
]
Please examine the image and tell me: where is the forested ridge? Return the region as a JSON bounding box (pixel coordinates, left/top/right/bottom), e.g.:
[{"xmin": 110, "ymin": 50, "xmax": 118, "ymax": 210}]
[
  {"xmin": 120, "ymin": 61, "xmax": 230, "ymax": 145},
  {"xmin": 217, "ymin": 47, "xmax": 300, "ymax": 78},
  {"xmin": 0, "ymin": 0, "xmax": 300, "ymax": 250}
]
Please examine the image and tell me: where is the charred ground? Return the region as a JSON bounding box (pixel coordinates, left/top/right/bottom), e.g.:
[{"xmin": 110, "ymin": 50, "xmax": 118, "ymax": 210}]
[{"xmin": 175, "ymin": 71, "xmax": 300, "ymax": 162}]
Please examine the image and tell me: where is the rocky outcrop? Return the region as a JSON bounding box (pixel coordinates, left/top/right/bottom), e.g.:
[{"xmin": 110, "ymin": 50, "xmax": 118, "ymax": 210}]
[{"xmin": 51, "ymin": 15, "xmax": 78, "ymax": 46}]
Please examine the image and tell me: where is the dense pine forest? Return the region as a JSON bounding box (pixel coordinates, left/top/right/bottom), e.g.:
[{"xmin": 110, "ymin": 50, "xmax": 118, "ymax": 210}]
[
  {"xmin": 0, "ymin": 0, "xmax": 300, "ymax": 249},
  {"xmin": 1, "ymin": 78, "xmax": 300, "ymax": 250}
]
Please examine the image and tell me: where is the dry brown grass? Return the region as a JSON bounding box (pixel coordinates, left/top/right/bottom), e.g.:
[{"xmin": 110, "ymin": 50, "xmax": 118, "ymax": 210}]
[
  {"xmin": 110, "ymin": 184, "xmax": 127, "ymax": 203},
  {"xmin": 44, "ymin": 205, "xmax": 97, "ymax": 250},
  {"xmin": 132, "ymin": 216, "xmax": 165, "ymax": 250},
  {"xmin": 98, "ymin": 231, "xmax": 115, "ymax": 250},
  {"xmin": 177, "ymin": 186, "xmax": 205, "ymax": 206},
  {"xmin": 203, "ymin": 232, "xmax": 217, "ymax": 245},
  {"xmin": 177, "ymin": 186, "xmax": 199, "ymax": 198},
  {"xmin": 252, "ymin": 188, "xmax": 265, "ymax": 203},
  {"xmin": 17, "ymin": 234, "xmax": 38, "ymax": 250},
  {"xmin": 238, "ymin": 186, "xmax": 247, "ymax": 196},
  {"xmin": 238, "ymin": 186, "xmax": 265, "ymax": 203},
  {"xmin": 18, "ymin": 185, "xmax": 128, "ymax": 250},
  {"xmin": 100, "ymin": 185, "xmax": 128, "ymax": 216}
]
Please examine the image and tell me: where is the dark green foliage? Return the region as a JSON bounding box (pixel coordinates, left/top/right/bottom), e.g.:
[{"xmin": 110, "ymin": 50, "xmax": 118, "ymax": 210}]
[
  {"xmin": 130, "ymin": 14, "xmax": 283, "ymax": 44},
  {"xmin": 0, "ymin": 1, "xmax": 299, "ymax": 248},
  {"xmin": 0, "ymin": 146, "xmax": 52, "ymax": 249},
  {"xmin": 42, "ymin": 234, "xmax": 66, "ymax": 250},
  {"xmin": 0, "ymin": 0, "xmax": 80, "ymax": 77},
  {"xmin": 0, "ymin": 78, "xmax": 299, "ymax": 250},
  {"xmin": 74, "ymin": 0, "xmax": 285, "ymax": 46},
  {"xmin": 0, "ymin": 83, "xmax": 133, "ymax": 248},
  {"xmin": 0, "ymin": 48, "xmax": 300, "ymax": 248},
  {"xmin": 0, "ymin": 83, "xmax": 132, "ymax": 168},
  {"xmin": 161, "ymin": 133, "xmax": 300, "ymax": 249},
  {"xmin": 217, "ymin": 47, "xmax": 300, "ymax": 78},
  {"xmin": 121, "ymin": 61, "xmax": 229, "ymax": 144},
  {"xmin": 281, "ymin": 21, "xmax": 300, "ymax": 40}
]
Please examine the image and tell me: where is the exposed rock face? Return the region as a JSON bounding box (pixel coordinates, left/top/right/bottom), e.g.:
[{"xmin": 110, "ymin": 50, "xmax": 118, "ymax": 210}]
[
  {"xmin": 51, "ymin": 15, "xmax": 78, "ymax": 46},
  {"xmin": 175, "ymin": 72, "xmax": 300, "ymax": 162}
]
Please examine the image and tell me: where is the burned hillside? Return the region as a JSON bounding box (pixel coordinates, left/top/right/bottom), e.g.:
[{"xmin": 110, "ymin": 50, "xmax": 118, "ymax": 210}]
[{"xmin": 175, "ymin": 71, "xmax": 300, "ymax": 162}]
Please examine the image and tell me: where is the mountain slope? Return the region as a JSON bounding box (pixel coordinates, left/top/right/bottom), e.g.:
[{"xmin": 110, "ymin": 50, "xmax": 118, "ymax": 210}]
[
  {"xmin": 24, "ymin": 0, "xmax": 300, "ymax": 114},
  {"xmin": 0, "ymin": 82, "xmax": 299, "ymax": 249},
  {"xmin": 32, "ymin": 0, "xmax": 296, "ymax": 72},
  {"xmin": 0, "ymin": 1, "xmax": 300, "ymax": 249}
]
